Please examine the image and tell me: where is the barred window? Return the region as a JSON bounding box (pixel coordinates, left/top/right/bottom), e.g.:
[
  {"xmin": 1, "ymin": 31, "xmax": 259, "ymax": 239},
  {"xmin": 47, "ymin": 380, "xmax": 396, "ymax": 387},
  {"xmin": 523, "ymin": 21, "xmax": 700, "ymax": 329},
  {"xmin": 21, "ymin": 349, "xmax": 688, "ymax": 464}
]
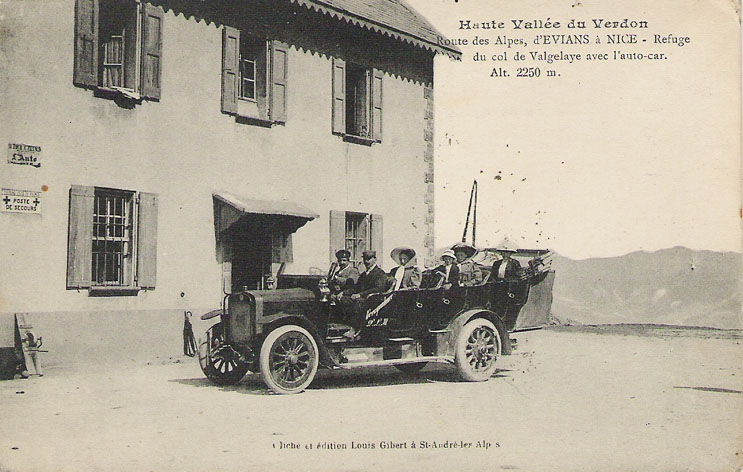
[
  {"xmin": 92, "ymin": 190, "xmax": 133, "ymax": 286},
  {"xmin": 67, "ymin": 185, "xmax": 158, "ymax": 293},
  {"xmin": 345, "ymin": 212, "xmax": 368, "ymax": 266}
]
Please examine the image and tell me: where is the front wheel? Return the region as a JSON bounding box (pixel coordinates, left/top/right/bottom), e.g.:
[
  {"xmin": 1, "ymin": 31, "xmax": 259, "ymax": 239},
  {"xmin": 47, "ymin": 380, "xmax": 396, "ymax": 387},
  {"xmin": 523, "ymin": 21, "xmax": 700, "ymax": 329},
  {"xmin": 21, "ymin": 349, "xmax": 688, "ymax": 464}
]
[
  {"xmin": 198, "ymin": 324, "xmax": 250, "ymax": 385},
  {"xmin": 454, "ymin": 318, "xmax": 501, "ymax": 382},
  {"xmin": 259, "ymin": 325, "xmax": 319, "ymax": 394}
]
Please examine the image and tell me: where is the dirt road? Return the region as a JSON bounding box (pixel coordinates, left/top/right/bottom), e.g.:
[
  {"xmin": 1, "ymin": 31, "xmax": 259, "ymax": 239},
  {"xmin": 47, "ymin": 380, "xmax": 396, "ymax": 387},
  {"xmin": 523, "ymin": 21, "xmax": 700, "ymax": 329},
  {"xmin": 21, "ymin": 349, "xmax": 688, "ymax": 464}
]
[{"xmin": 1, "ymin": 327, "xmax": 741, "ymax": 472}]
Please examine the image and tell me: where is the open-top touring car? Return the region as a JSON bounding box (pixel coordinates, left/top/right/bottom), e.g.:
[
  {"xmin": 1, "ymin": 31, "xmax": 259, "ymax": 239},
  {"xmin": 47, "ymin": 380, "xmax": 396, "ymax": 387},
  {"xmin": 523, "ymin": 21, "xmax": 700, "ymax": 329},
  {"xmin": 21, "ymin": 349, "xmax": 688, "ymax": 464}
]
[{"xmin": 198, "ymin": 249, "xmax": 554, "ymax": 394}]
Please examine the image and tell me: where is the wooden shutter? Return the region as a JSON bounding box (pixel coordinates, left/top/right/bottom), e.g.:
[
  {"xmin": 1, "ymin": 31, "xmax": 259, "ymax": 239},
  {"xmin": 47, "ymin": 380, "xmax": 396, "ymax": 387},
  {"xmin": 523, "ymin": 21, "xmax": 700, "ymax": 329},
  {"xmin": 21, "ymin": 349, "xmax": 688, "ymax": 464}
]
[
  {"xmin": 329, "ymin": 210, "xmax": 345, "ymax": 263},
  {"xmin": 370, "ymin": 214, "xmax": 383, "ymax": 262},
  {"xmin": 331, "ymin": 58, "xmax": 345, "ymax": 134},
  {"xmin": 67, "ymin": 185, "xmax": 95, "ymax": 289},
  {"xmin": 221, "ymin": 26, "xmax": 240, "ymax": 114},
  {"xmin": 136, "ymin": 192, "xmax": 158, "ymax": 289},
  {"xmin": 371, "ymin": 69, "xmax": 383, "ymax": 141},
  {"xmin": 141, "ymin": 3, "xmax": 164, "ymax": 100},
  {"xmin": 256, "ymin": 41, "xmax": 269, "ymax": 120},
  {"xmin": 73, "ymin": 0, "xmax": 98, "ymax": 87},
  {"xmin": 269, "ymin": 41, "xmax": 288, "ymax": 123}
]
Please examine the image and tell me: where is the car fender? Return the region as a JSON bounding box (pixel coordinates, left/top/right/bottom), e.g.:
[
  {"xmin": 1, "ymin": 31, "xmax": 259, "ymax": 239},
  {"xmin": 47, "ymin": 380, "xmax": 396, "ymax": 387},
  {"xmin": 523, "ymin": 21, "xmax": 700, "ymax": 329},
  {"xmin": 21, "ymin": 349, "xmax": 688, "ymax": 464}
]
[
  {"xmin": 259, "ymin": 314, "xmax": 338, "ymax": 369},
  {"xmin": 444, "ymin": 309, "xmax": 512, "ymax": 357}
]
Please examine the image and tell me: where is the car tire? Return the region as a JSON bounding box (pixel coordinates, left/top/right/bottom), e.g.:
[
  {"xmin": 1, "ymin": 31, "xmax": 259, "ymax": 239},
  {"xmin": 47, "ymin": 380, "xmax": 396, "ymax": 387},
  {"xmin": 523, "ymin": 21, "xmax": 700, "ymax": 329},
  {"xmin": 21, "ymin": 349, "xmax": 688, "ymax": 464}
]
[
  {"xmin": 260, "ymin": 325, "xmax": 319, "ymax": 395},
  {"xmin": 394, "ymin": 362, "xmax": 428, "ymax": 375},
  {"xmin": 454, "ymin": 318, "xmax": 501, "ymax": 382},
  {"xmin": 198, "ymin": 324, "xmax": 250, "ymax": 386}
]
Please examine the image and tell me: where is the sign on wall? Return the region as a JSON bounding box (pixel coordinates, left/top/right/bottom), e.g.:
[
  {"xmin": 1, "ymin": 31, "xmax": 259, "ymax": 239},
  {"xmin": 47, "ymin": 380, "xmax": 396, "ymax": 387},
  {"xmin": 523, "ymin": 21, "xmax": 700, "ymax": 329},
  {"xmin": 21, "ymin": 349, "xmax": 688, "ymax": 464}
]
[
  {"xmin": 2, "ymin": 188, "xmax": 41, "ymax": 214},
  {"xmin": 7, "ymin": 143, "xmax": 42, "ymax": 168}
]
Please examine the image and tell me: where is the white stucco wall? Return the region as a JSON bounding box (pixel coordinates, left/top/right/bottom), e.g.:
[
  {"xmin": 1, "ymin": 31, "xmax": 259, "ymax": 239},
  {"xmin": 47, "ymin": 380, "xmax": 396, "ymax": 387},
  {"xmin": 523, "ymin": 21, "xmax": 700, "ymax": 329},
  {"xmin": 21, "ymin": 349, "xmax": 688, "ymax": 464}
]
[{"xmin": 0, "ymin": 0, "xmax": 432, "ymax": 351}]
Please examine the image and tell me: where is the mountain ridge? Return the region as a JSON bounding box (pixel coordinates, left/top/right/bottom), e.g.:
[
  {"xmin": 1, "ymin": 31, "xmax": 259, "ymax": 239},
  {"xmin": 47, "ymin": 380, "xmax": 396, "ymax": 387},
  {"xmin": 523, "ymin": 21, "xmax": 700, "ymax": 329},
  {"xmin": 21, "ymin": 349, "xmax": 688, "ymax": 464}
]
[{"xmin": 548, "ymin": 247, "xmax": 742, "ymax": 329}]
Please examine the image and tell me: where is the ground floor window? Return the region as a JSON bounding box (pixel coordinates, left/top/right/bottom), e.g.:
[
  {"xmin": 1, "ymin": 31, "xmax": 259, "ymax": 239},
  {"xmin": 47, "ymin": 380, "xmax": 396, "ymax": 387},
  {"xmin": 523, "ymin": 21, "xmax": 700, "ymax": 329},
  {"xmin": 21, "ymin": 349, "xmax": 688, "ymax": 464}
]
[
  {"xmin": 92, "ymin": 189, "xmax": 134, "ymax": 285},
  {"xmin": 67, "ymin": 185, "xmax": 158, "ymax": 292},
  {"xmin": 330, "ymin": 210, "xmax": 383, "ymax": 268}
]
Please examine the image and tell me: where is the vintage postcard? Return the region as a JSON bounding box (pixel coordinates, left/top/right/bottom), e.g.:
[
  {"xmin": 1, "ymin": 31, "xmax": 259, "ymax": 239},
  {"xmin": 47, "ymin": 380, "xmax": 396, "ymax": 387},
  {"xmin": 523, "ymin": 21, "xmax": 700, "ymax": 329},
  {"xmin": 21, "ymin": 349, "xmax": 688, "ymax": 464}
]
[{"xmin": 0, "ymin": 0, "xmax": 740, "ymax": 470}]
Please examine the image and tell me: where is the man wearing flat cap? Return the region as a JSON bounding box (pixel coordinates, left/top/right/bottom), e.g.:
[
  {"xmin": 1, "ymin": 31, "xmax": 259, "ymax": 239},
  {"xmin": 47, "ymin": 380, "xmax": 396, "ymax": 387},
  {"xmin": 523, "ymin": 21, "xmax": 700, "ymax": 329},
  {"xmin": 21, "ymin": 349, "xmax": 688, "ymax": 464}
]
[
  {"xmin": 327, "ymin": 249, "xmax": 360, "ymax": 294},
  {"xmin": 348, "ymin": 250, "xmax": 388, "ymax": 299},
  {"xmin": 338, "ymin": 250, "xmax": 388, "ymax": 338}
]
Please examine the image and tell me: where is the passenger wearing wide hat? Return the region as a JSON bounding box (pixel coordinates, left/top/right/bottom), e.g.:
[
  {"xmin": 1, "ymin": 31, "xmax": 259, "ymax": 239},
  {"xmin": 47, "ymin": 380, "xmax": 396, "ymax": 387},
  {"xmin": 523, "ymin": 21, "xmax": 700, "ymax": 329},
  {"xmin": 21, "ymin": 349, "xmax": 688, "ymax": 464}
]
[
  {"xmin": 452, "ymin": 243, "xmax": 484, "ymax": 286},
  {"xmin": 327, "ymin": 249, "xmax": 360, "ymax": 293},
  {"xmin": 434, "ymin": 249, "xmax": 459, "ymax": 289},
  {"xmin": 388, "ymin": 247, "xmax": 421, "ymax": 290},
  {"xmin": 490, "ymin": 241, "xmax": 522, "ymax": 281}
]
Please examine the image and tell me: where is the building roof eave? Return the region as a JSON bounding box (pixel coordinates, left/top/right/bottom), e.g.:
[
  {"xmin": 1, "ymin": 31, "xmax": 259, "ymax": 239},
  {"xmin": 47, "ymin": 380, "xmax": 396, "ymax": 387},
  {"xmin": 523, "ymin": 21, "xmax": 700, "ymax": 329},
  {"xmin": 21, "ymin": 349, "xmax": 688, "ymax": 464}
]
[{"xmin": 286, "ymin": 0, "xmax": 462, "ymax": 60}]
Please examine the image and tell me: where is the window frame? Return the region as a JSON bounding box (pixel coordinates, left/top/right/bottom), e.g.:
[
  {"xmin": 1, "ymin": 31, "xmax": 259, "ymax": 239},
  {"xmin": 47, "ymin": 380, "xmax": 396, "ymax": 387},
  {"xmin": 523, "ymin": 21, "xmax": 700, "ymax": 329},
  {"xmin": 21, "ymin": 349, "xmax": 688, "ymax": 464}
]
[
  {"xmin": 67, "ymin": 185, "xmax": 158, "ymax": 295},
  {"xmin": 91, "ymin": 188, "xmax": 137, "ymax": 288},
  {"xmin": 221, "ymin": 26, "xmax": 288, "ymax": 126},
  {"xmin": 345, "ymin": 63, "xmax": 371, "ymax": 139},
  {"xmin": 331, "ymin": 59, "xmax": 383, "ymax": 144},
  {"xmin": 73, "ymin": 0, "xmax": 163, "ymax": 102},
  {"xmin": 329, "ymin": 210, "xmax": 383, "ymax": 269},
  {"xmin": 98, "ymin": 0, "xmax": 141, "ymax": 93},
  {"xmin": 238, "ymin": 35, "xmax": 264, "ymax": 102},
  {"xmin": 345, "ymin": 212, "xmax": 369, "ymax": 267}
]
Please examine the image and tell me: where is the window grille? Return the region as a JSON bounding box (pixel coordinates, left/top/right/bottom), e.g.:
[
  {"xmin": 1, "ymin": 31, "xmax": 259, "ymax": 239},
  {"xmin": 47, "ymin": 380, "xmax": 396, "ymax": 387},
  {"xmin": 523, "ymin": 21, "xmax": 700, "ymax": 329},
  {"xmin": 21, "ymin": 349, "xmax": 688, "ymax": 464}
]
[
  {"xmin": 92, "ymin": 190, "xmax": 133, "ymax": 286},
  {"xmin": 345, "ymin": 213, "xmax": 368, "ymax": 265}
]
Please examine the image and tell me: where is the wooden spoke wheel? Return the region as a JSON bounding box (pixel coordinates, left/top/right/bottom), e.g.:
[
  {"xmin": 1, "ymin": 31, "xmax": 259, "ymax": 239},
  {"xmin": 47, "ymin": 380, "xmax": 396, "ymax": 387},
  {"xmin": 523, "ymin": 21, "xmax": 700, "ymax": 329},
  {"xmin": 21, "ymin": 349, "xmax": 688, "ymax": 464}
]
[
  {"xmin": 198, "ymin": 323, "xmax": 249, "ymax": 386},
  {"xmin": 259, "ymin": 325, "xmax": 319, "ymax": 395},
  {"xmin": 454, "ymin": 318, "xmax": 501, "ymax": 382}
]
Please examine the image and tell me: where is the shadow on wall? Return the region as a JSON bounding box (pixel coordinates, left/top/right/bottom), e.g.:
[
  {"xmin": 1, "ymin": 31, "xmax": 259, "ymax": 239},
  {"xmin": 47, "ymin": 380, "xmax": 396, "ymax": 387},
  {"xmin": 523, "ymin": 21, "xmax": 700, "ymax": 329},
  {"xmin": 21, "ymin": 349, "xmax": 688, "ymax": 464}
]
[
  {"xmin": 154, "ymin": 0, "xmax": 434, "ymax": 85},
  {"xmin": 0, "ymin": 308, "xmax": 219, "ymax": 374}
]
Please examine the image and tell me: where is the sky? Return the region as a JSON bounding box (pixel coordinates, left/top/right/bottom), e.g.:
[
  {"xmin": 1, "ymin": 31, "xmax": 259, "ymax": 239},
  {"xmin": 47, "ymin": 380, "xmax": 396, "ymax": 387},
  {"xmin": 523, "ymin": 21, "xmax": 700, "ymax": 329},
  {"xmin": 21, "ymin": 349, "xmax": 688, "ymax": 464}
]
[{"xmin": 405, "ymin": 0, "xmax": 741, "ymax": 259}]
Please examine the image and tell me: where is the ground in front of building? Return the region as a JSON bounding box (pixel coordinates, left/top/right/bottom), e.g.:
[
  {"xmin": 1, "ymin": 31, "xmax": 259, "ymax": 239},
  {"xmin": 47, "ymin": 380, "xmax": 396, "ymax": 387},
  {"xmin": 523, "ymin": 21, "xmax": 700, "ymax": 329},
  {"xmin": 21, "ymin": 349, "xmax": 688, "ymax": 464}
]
[{"xmin": 0, "ymin": 327, "xmax": 741, "ymax": 472}]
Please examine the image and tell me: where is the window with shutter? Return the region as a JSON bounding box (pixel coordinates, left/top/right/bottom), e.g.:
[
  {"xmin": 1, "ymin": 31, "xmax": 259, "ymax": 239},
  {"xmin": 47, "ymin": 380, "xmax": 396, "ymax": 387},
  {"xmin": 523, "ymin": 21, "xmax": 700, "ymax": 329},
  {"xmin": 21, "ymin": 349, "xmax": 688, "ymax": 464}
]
[
  {"xmin": 67, "ymin": 186, "xmax": 158, "ymax": 294},
  {"xmin": 330, "ymin": 211, "xmax": 382, "ymax": 268},
  {"xmin": 222, "ymin": 28, "xmax": 288, "ymax": 125},
  {"xmin": 74, "ymin": 0, "xmax": 163, "ymax": 102},
  {"xmin": 332, "ymin": 60, "xmax": 383, "ymax": 144}
]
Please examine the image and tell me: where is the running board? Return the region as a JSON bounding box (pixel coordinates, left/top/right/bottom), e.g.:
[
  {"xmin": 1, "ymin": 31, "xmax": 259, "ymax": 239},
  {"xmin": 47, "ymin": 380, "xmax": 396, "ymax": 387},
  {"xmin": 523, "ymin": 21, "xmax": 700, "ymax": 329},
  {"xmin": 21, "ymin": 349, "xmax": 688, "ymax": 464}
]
[{"xmin": 334, "ymin": 356, "xmax": 453, "ymax": 369}]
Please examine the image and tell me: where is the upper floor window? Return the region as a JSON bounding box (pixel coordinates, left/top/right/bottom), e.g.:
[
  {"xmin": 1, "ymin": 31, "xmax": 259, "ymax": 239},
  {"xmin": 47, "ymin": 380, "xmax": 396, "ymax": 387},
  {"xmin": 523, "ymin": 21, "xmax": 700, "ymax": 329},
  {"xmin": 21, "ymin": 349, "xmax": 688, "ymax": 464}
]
[
  {"xmin": 239, "ymin": 36, "xmax": 263, "ymax": 101},
  {"xmin": 74, "ymin": 0, "xmax": 163, "ymax": 101},
  {"xmin": 67, "ymin": 185, "xmax": 159, "ymax": 293},
  {"xmin": 221, "ymin": 26, "xmax": 288, "ymax": 125},
  {"xmin": 332, "ymin": 59, "xmax": 383, "ymax": 144}
]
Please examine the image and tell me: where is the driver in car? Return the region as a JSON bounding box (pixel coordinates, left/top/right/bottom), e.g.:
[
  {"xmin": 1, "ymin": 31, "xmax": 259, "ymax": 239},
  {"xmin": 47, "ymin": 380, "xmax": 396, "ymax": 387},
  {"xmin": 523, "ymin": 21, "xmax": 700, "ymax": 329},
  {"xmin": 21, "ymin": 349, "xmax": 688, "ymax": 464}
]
[
  {"xmin": 327, "ymin": 249, "xmax": 360, "ymax": 294},
  {"xmin": 337, "ymin": 250, "xmax": 387, "ymax": 339}
]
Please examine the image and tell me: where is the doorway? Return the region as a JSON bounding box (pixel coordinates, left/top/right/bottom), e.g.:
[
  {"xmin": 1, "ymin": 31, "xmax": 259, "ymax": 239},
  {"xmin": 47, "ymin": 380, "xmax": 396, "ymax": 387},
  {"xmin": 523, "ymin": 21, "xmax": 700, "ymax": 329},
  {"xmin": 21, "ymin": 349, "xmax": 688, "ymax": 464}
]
[{"xmin": 227, "ymin": 216, "xmax": 271, "ymax": 292}]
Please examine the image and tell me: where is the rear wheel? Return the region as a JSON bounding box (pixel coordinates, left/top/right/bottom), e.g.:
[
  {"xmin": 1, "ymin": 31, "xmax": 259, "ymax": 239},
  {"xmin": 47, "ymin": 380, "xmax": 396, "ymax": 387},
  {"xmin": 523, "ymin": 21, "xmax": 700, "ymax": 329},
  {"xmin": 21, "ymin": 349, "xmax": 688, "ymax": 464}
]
[
  {"xmin": 260, "ymin": 325, "xmax": 319, "ymax": 394},
  {"xmin": 454, "ymin": 318, "xmax": 501, "ymax": 381},
  {"xmin": 198, "ymin": 324, "xmax": 249, "ymax": 385}
]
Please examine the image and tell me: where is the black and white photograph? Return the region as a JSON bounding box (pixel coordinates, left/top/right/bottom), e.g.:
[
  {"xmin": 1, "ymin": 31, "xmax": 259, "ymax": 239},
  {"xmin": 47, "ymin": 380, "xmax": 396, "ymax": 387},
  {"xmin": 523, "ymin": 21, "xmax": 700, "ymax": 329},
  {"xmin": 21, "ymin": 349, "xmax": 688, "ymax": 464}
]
[{"xmin": 0, "ymin": 0, "xmax": 740, "ymax": 470}]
